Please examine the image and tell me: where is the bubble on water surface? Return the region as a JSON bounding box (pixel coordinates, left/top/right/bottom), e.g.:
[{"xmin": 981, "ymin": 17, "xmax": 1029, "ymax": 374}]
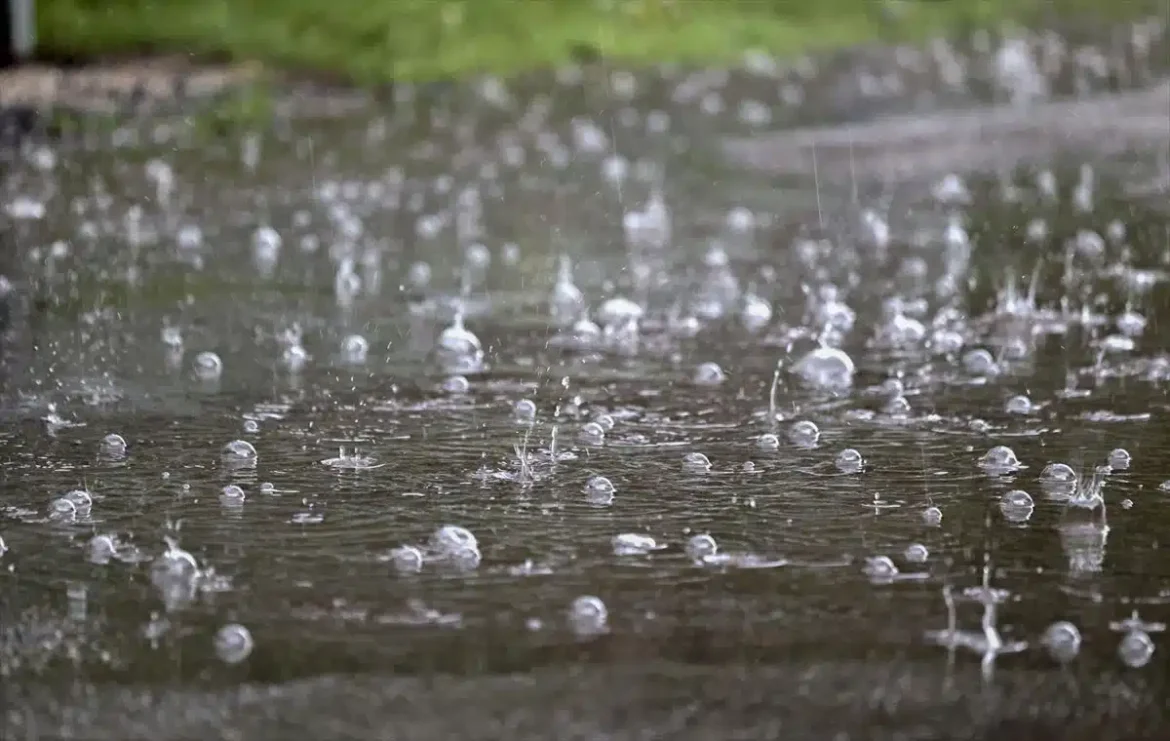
[
  {"xmin": 1042, "ymin": 621, "xmax": 1082, "ymax": 663},
  {"xmin": 864, "ymin": 556, "xmax": 899, "ymax": 583},
  {"xmin": 568, "ymin": 595, "xmax": 608, "ymax": 636},
  {"xmin": 978, "ymin": 445, "xmax": 1021, "ymax": 473},
  {"xmin": 693, "ymin": 362, "xmax": 726, "ymax": 386},
  {"xmin": 835, "ymin": 448, "xmax": 864, "ymax": 473},
  {"xmin": 513, "ymin": 399, "xmax": 537, "ymax": 422},
  {"xmin": 788, "ymin": 420, "xmax": 820, "ymax": 448},
  {"xmin": 683, "ymin": 452, "xmax": 711, "ymax": 472},
  {"xmin": 442, "ymin": 375, "xmax": 471, "ymax": 394},
  {"xmin": 221, "ymin": 440, "xmax": 258, "ymax": 467},
  {"xmin": 1108, "ymin": 448, "xmax": 1131, "ymax": 470},
  {"xmin": 904, "ymin": 543, "xmax": 929, "ymax": 563},
  {"xmin": 791, "ymin": 346, "xmax": 855, "ymax": 390},
  {"xmin": 192, "ymin": 351, "xmax": 224, "ymax": 381},
  {"xmin": 686, "ymin": 534, "xmax": 718, "ymax": 560},
  {"xmin": 756, "ymin": 434, "xmax": 780, "ymax": 452},
  {"xmin": 962, "ymin": 349, "xmax": 999, "ymax": 376},
  {"xmin": 389, "ymin": 545, "xmax": 424, "ymax": 573},
  {"xmin": 579, "ymin": 422, "xmax": 606, "ymax": 445},
  {"xmin": 429, "ymin": 525, "xmax": 480, "ymax": 568},
  {"xmin": 48, "ymin": 498, "xmax": 78, "ymax": 521},
  {"xmin": 1000, "ymin": 490, "xmax": 1035, "ymax": 522},
  {"xmin": 214, "ymin": 623, "xmax": 254, "ymax": 665},
  {"xmin": 434, "ymin": 314, "xmax": 484, "ymax": 371},
  {"xmin": 340, "ymin": 334, "xmax": 369, "ymax": 364},
  {"xmin": 612, "ymin": 533, "xmax": 661, "ymax": 556},
  {"xmin": 219, "ymin": 485, "xmax": 246, "ymax": 507},
  {"xmin": 88, "ymin": 534, "xmax": 117, "ymax": 565},
  {"xmin": 922, "ymin": 506, "xmax": 943, "ymax": 527},
  {"xmin": 585, "ymin": 476, "xmax": 616, "ymax": 505},
  {"xmin": 98, "ymin": 433, "xmax": 128, "ymax": 460},
  {"xmin": 1005, "ymin": 395, "xmax": 1033, "ymax": 415},
  {"xmin": 1118, "ymin": 630, "xmax": 1156, "ymax": 668},
  {"xmin": 243, "ymin": 419, "xmax": 260, "ymax": 434}
]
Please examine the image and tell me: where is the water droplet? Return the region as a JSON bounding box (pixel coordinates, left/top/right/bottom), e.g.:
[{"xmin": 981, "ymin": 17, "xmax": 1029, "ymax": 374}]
[
  {"xmin": 864, "ymin": 555, "xmax": 898, "ymax": 582},
  {"xmin": 922, "ymin": 506, "xmax": 943, "ymax": 527},
  {"xmin": 389, "ymin": 545, "xmax": 424, "ymax": 573},
  {"xmin": 756, "ymin": 434, "xmax": 780, "ymax": 452},
  {"xmin": 1000, "ymin": 489, "xmax": 1034, "ymax": 522},
  {"xmin": 442, "ymin": 375, "xmax": 470, "ymax": 394},
  {"xmin": 221, "ymin": 440, "xmax": 258, "ymax": 466},
  {"xmin": 579, "ymin": 422, "xmax": 606, "ymax": 445},
  {"xmin": 1119, "ymin": 631, "xmax": 1155, "ymax": 668},
  {"xmin": 1005, "ymin": 395, "xmax": 1033, "ymax": 415},
  {"xmin": 792, "ymin": 346, "xmax": 855, "ymax": 389}
]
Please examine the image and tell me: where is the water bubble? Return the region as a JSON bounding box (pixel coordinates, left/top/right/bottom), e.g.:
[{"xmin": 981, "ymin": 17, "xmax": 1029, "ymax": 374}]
[
  {"xmin": 978, "ymin": 445, "xmax": 1021, "ymax": 473},
  {"xmin": 693, "ymin": 362, "xmax": 726, "ymax": 386},
  {"xmin": 792, "ymin": 346, "xmax": 855, "ymax": 389},
  {"xmin": 593, "ymin": 413, "xmax": 615, "ymax": 431},
  {"xmin": 193, "ymin": 351, "xmax": 224, "ymax": 381},
  {"xmin": 904, "ymin": 543, "xmax": 929, "ymax": 563},
  {"xmin": 219, "ymin": 485, "xmax": 246, "ymax": 506},
  {"xmin": 62, "ymin": 489, "xmax": 93, "ymax": 510},
  {"xmin": 1108, "ymin": 448, "xmax": 1131, "ymax": 471},
  {"xmin": 214, "ymin": 623, "xmax": 254, "ymax": 664},
  {"xmin": 568, "ymin": 595, "xmax": 608, "ymax": 636},
  {"xmin": 389, "ymin": 545, "xmax": 424, "ymax": 573},
  {"xmin": 864, "ymin": 555, "xmax": 899, "ymax": 582},
  {"xmin": 221, "ymin": 440, "xmax": 258, "ymax": 465},
  {"xmin": 243, "ymin": 419, "xmax": 260, "ymax": 434},
  {"xmin": 435, "ymin": 314, "xmax": 484, "ymax": 371},
  {"xmin": 1000, "ymin": 490, "xmax": 1035, "ymax": 522},
  {"xmin": 835, "ymin": 448, "xmax": 864, "ymax": 473},
  {"xmin": 429, "ymin": 525, "xmax": 479, "ymax": 567},
  {"xmin": 922, "ymin": 506, "xmax": 943, "ymax": 527},
  {"xmin": 962, "ymin": 349, "xmax": 999, "ymax": 376},
  {"xmin": 88, "ymin": 534, "xmax": 117, "ymax": 565},
  {"xmin": 161, "ymin": 325, "xmax": 184, "ymax": 349},
  {"xmin": 579, "ymin": 422, "xmax": 606, "ymax": 445},
  {"xmin": 49, "ymin": 498, "xmax": 78, "ymax": 520},
  {"xmin": 788, "ymin": 420, "xmax": 820, "ymax": 448},
  {"xmin": 683, "ymin": 452, "xmax": 712, "ymax": 472},
  {"xmin": 1118, "ymin": 631, "xmax": 1155, "ymax": 668},
  {"xmin": 513, "ymin": 399, "xmax": 537, "ymax": 422},
  {"xmin": 1041, "ymin": 462, "xmax": 1077, "ymax": 488},
  {"xmin": 612, "ymin": 533, "xmax": 659, "ymax": 556},
  {"xmin": 442, "ymin": 375, "xmax": 471, "ymax": 394},
  {"xmin": 686, "ymin": 534, "xmax": 718, "ymax": 560},
  {"xmin": 281, "ymin": 344, "xmax": 309, "ymax": 372},
  {"xmin": 756, "ymin": 434, "xmax": 780, "ymax": 452},
  {"xmin": 585, "ymin": 476, "xmax": 616, "ymax": 505},
  {"xmin": 882, "ymin": 395, "xmax": 912, "ymax": 418},
  {"xmin": 1005, "ymin": 395, "xmax": 1033, "ymax": 415},
  {"xmin": 1042, "ymin": 621, "xmax": 1082, "ymax": 663},
  {"xmin": 99, "ymin": 433, "xmax": 128, "ymax": 459},
  {"xmin": 340, "ymin": 334, "xmax": 369, "ymax": 364}
]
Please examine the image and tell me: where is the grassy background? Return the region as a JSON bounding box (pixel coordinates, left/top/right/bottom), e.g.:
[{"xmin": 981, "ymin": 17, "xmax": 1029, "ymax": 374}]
[{"xmin": 33, "ymin": 0, "xmax": 1162, "ymax": 83}]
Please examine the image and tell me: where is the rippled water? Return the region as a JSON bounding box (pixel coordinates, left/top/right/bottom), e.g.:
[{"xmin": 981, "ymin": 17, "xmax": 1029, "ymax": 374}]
[{"xmin": 3, "ymin": 19, "xmax": 1170, "ymax": 741}]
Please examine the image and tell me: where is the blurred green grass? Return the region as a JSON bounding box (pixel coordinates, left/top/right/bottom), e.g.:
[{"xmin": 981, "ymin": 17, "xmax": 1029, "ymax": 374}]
[{"xmin": 36, "ymin": 0, "xmax": 1163, "ymax": 83}]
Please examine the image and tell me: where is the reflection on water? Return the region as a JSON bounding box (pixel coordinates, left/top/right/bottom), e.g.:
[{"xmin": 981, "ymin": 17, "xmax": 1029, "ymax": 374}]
[{"xmin": 3, "ymin": 16, "xmax": 1170, "ymax": 741}]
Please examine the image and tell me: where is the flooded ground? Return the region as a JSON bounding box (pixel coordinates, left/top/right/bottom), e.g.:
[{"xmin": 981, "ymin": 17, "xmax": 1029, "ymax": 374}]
[{"xmin": 2, "ymin": 18, "xmax": 1170, "ymax": 741}]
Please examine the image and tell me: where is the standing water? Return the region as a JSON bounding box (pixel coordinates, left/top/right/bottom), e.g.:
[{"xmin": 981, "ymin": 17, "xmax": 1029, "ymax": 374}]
[{"xmin": 2, "ymin": 18, "xmax": 1170, "ymax": 741}]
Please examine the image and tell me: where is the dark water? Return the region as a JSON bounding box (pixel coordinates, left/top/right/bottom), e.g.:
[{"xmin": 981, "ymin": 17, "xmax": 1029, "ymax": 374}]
[{"xmin": 2, "ymin": 20, "xmax": 1170, "ymax": 741}]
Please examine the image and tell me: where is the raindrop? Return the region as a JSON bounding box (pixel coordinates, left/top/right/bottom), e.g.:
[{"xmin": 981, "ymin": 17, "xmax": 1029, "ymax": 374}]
[
  {"xmin": 1000, "ymin": 489, "xmax": 1035, "ymax": 522},
  {"xmin": 788, "ymin": 420, "xmax": 820, "ymax": 448}
]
